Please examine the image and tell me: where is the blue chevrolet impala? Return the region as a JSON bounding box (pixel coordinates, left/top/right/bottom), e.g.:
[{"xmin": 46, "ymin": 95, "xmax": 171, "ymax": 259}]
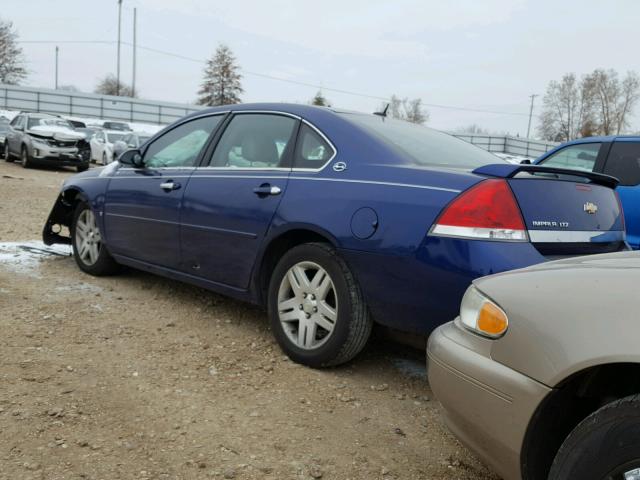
[{"xmin": 43, "ymin": 104, "xmax": 626, "ymax": 367}]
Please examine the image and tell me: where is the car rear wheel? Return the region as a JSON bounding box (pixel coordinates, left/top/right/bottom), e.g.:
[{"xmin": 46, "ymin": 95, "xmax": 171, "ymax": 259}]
[
  {"xmin": 21, "ymin": 146, "xmax": 31, "ymax": 168},
  {"xmin": 548, "ymin": 394, "xmax": 640, "ymax": 480},
  {"xmin": 268, "ymin": 243, "xmax": 372, "ymax": 368},
  {"xmin": 71, "ymin": 202, "xmax": 119, "ymax": 276}
]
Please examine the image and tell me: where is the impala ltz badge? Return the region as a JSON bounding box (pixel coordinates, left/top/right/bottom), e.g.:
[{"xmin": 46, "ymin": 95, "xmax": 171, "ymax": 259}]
[{"xmin": 583, "ymin": 202, "xmax": 598, "ymax": 214}]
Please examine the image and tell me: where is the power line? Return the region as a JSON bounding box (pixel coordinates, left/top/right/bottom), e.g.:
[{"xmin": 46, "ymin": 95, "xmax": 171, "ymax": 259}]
[{"xmin": 18, "ymin": 39, "xmax": 535, "ymax": 117}]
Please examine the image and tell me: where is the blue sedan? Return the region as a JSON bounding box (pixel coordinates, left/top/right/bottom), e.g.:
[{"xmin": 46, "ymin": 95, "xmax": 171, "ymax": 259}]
[
  {"xmin": 535, "ymin": 136, "xmax": 640, "ymax": 249},
  {"xmin": 43, "ymin": 104, "xmax": 625, "ymax": 367}
]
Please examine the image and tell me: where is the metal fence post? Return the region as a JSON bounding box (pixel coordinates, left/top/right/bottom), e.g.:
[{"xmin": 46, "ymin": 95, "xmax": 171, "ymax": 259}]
[{"xmin": 36, "ymin": 92, "xmax": 40, "ymax": 112}]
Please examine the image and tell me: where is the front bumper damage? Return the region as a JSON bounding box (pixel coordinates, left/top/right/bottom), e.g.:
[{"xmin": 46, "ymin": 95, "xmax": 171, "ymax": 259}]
[{"xmin": 42, "ymin": 192, "xmax": 75, "ymax": 246}]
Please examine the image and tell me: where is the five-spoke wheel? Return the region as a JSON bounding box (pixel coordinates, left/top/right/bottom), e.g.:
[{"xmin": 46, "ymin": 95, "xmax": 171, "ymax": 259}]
[
  {"xmin": 71, "ymin": 202, "xmax": 119, "ymax": 276},
  {"xmin": 268, "ymin": 243, "xmax": 372, "ymax": 368},
  {"xmin": 277, "ymin": 261, "xmax": 338, "ymax": 350}
]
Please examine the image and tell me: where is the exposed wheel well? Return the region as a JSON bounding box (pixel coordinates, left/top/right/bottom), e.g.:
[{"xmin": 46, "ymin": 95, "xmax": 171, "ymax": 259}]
[
  {"xmin": 256, "ymin": 229, "xmax": 334, "ymax": 305},
  {"xmin": 43, "ymin": 188, "xmax": 85, "ymax": 245},
  {"xmin": 521, "ymin": 362, "xmax": 640, "ymax": 480}
]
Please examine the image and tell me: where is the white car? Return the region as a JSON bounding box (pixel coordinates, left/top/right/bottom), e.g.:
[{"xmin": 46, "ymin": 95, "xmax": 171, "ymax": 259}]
[{"xmin": 90, "ymin": 130, "xmax": 127, "ymax": 165}]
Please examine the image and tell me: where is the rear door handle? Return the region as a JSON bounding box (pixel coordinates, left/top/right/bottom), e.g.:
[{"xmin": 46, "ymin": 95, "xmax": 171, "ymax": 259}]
[
  {"xmin": 160, "ymin": 181, "xmax": 181, "ymax": 191},
  {"xmin": 253, "ymin": 183, "xmax": 282, "ymax": 196}
]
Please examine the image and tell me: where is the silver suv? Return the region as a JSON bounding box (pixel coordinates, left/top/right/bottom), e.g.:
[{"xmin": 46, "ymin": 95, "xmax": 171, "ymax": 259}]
[{"xmin": 3, "ymin": 113, "xmax": 90, "ymax": 172}]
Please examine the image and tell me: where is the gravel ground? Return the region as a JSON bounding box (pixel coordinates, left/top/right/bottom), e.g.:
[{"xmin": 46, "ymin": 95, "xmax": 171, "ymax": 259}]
[{"xmin": 0, "ymin": 160, "xmax": 498, "ymax": 480}]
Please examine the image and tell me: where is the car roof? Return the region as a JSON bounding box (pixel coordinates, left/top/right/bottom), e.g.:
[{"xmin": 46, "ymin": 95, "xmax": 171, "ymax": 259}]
[{"xmin": 558, "ymin": 135, "xmax": 640, "ymax": 145}]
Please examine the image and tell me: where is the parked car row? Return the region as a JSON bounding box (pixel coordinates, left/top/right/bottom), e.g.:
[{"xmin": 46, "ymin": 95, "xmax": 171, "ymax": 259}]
[
  {"xmin": 0, "ymin": 112, "xmax": 156, "ymax": 169},
  {"xmin": 2, "ymin": 112, "xmax": 90, "ymax": 171},
  {"xmin": 37, "ymin": 103, "xmax": 640, "ymax": 479}
]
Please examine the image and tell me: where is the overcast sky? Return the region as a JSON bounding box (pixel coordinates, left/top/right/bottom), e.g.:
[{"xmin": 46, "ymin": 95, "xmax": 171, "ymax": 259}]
[{"xmin": 4, "ymin": 0, "xmax": 640, "ymax": 135}]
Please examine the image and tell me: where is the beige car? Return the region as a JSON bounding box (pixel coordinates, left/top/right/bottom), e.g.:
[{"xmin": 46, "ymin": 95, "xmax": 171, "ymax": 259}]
[{"xmin": 427, "ymin": 251, "xmax": 640, "ymax": 480}]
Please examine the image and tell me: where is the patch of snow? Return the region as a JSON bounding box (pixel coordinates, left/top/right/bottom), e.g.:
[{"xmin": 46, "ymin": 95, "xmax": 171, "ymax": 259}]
[
  {"xmin": 494, "ymin": 152, "xmax": 533, "ymax": 164},
  {"xmin": 0, "ymin": 241, "xmax": 71, "ymax": 278}
]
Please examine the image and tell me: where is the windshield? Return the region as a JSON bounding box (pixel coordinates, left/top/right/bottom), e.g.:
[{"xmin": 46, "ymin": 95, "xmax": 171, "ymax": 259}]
[
  {"xmin": 342, "ymin": 113, "xmax": 502, "ymax": 169},
  {"xmin": 106, "ymin": 133, "xmax": 126, "ymax": 143}
]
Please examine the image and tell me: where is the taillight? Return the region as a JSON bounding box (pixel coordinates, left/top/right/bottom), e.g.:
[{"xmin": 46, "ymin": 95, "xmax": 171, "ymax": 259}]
[{"xmin": 429, "ymin": 179, "xmax": 528, "ymax": 242}]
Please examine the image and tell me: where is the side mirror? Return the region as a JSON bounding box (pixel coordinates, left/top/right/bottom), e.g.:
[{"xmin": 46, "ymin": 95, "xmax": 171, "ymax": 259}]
[
  {"xmin": 520, "ymin": 159, "xmax": 532, "ymax": 165},
  {"xmin": 119, "ymin": 149, "xmax": 144, "ymax": 168}
]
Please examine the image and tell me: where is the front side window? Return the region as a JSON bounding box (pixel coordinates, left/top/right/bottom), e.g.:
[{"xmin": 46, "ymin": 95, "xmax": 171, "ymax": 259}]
[
  {"xmin": 209, "ymin": 114, "xmax": 297, "ymax": 168},
  {"xmin": 293, "ymin": 124, "xmax": 334, "ymax": 169},
  {"xmin": 540, "ymin": 143, "xmax": 601, "ymax": 172},
  {"xmin": 603, "ymin": 142, "xmax": 640, "ymax": 186},
  {"xmin": 143, "ymin": 115, "xmax": 222, "ymax": 168},
  {"xmin": 10, "ymin": 115, "xmax": 24, "ymax": 128},
  {"xmin": 106, "ymin": 133, "xmax": 126, "ymax": 144}
]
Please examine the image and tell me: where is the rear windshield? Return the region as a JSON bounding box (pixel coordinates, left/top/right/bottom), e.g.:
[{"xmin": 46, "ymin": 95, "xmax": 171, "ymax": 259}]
[{"xmin": 342, "ymin": 113, "xmax": 502, "ymax": 169}]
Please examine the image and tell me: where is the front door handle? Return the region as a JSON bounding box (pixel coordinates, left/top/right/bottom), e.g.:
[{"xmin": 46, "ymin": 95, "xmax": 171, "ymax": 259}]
[
  {"xmin": 160, "ymin": 181, "xmax": 181, "ymax": 191},
  {"xmin": 253, "ymin": 183, "xmax": 282, "ymax": 197}
]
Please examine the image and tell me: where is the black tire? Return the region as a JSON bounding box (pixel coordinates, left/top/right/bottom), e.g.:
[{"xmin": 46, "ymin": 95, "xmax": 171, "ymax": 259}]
[
  {"xmin": 71, "ymin": 202, "xmax": 120, "ymax": 276},
  {"xmin": 77, "ymin": 163, "xmax": 89, "ymax": 172},
  {"xmin": 267, "ymin": 242, "xmax": 372, "ymax": 368},
  {"xmin": 548, "ymin": 394, "xmax": 640, "ymax": 480},
  {"xmin": 3, "ymin": 142, "xmax": 14, "ymax": 162},
  {"xmin": 102, "ymin": 152, "xmax": 107, "ymax": 165},
  {"xmin": 21, "ymin": 145, "xmax": 31, "ymax": 168}
]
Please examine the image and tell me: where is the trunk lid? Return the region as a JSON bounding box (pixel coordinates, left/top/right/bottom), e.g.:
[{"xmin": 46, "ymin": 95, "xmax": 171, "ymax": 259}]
[{"xmin": 473, "ymin": 164, "xmax": 626, "ymax": 255}]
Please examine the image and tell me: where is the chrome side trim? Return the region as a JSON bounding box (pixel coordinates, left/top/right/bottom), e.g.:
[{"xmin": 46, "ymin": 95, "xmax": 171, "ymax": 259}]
[
  {"xmin": 528, "ymin": 230, "xmax": 625, "ymax": 243},
  {"xmin": 289, "ymin": 176, "xmax": 461, "ymax": 193}
]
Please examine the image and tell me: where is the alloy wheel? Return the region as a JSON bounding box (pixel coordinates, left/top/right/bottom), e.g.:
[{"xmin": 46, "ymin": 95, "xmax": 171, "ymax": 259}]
[
  {"xmin": 75, "ymin": 209, "xmax": 102, "ymax": 266},
  {"xmin": 277, "ymin": 261, "xmax": 338, "ymax": 350}
]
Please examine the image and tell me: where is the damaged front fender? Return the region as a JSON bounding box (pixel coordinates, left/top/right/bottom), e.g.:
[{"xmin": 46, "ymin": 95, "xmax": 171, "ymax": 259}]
[{"xmin": 42, "ymin": 189, "xmax": 85, "ymax": 246}]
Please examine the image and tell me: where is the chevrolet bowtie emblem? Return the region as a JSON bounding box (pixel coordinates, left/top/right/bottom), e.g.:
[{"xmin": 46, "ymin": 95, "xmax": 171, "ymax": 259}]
[{"xmin": 583, "ymin": 202, "xmax": 598, "ymax": 214}]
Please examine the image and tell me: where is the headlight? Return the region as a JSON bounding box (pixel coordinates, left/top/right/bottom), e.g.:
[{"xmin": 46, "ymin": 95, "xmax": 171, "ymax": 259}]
[
  {"xmin": 31, "ymin": 137, "xmax": 50, "ymax": 146},
  {"xmin": 459, "ymin": 286, "xmax": 508, "ymax": 338}
]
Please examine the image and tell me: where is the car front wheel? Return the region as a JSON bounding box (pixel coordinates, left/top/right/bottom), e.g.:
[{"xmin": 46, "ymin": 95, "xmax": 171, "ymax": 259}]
[
  {"xmin": 21, "ymin": 146, "xmax": 32, "ymax": 168},
  {"xmin": 548, "ymin": 394, "xmax": 640, "ymax": 480},
  {"xmin": 3, "ymin": 143, "xmax": 14, "ymax": 162},
  {"xmin": 268, "ymin": 243, "xmax": 372, "ymax": 368},
  {"xmin": 71, "ymin": 202, "xmax": 119, "ymax": 276}
]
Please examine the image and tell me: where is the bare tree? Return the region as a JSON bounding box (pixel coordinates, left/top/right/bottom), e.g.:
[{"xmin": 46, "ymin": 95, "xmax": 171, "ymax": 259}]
[
  {"xmin": 310, "ymin": 90, "xmax": 330, "ymax": 106},
  {"xmin": 94, "ymin": 74, "xmax": 135, "ymax": 97},
  {"xmin": 456, "ymin": 124, "xmax": 489, "ymax": 134},
  {"xmin": 586, "ymin": 69, "xmax": 640, "ymax": 135},
  {"xmin": 0, "ymin": 18, "xmax": 27, "ymax": 85},
  {"xmin": 538, "ymin": 73, "xmax": 595, "ymax": 142},
  {"xmin": 384, "ymin": 95, "xmax": 429, "ymax": 124},
  {"xmin": 197, "ymin": 44, "xmax": 243, "ymax": 106}
]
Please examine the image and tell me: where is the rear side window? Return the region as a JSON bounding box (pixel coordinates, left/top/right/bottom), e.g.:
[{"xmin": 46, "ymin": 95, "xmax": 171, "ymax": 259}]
[
  {"xmin": 209, "ymin": 114, "xmax": 297, "ymax": 168},
  {"xmin": 603, "ymin": 142, "xmax": 640, "ymax": 186},
  {"xmin": 293, "ymin": 124, "xmax": 334, "ymax": 169},
  {"xmin": 540, "ymin": 143, "xmax": 601, "ymax": 172}
]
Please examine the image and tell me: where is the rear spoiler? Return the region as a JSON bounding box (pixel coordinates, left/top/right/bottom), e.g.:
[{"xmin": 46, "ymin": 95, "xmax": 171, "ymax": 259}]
[{"xmin": 473, "ymin": 164, "xmax": 619, "ymax": 189}]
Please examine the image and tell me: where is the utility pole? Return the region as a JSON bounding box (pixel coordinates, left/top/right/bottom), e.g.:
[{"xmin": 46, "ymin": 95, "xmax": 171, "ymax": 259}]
[
  {"xmin": 132, "ymin": 7, "xmax": 137, "ymax": 97},
  {"xmin": 54, "ymin": 46, "xmax": 59, "ymax": 89},
  {"xmin": 116, "ymin": 0, "xmax": 123, "ymax": 96},
  {"xmin": 526, "ymin": 94, "xmax": 538, "ymax": 139}
]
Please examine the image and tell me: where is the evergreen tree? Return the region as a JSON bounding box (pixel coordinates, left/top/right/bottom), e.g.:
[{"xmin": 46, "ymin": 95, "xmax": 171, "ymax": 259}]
[
  {"xmin": 311, "ymin": 90, "xmax": 330, "ymax": 106},
  {"xmin": 0, "ymin": 18, "xmax": 27, "ymax": 85},
  {"xmin": 197, "ymin": 44, "xmax": 243, "ymax": 106}
]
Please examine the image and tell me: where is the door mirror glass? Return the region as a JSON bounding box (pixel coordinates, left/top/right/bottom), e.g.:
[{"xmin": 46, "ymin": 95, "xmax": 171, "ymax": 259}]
[{"xmin": 119, "ymin": 149, "xmax": 143, "ymax": 168}]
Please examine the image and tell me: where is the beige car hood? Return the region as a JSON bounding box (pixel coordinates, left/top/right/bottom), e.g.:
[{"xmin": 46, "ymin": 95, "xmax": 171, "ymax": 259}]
[{"xmin": 475, "ymin": 251, "xmax": 640, "ymax": 387}]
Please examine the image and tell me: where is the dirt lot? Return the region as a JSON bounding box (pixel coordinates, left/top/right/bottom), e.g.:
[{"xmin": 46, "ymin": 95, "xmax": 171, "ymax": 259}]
[{"xmin": 0, "ymin": 160, "xmax": 497, "ymax": 480}]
